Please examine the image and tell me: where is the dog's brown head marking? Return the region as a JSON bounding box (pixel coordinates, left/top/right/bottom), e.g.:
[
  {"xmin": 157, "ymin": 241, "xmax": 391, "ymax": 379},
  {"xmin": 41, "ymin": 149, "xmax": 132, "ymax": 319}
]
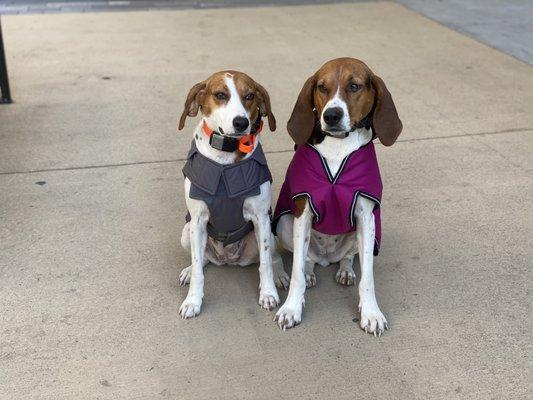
[
  {"xmin": 178, "ymin": 71, "xmax": 276, "ymax": 134},
  {"xmin": 287, "ymin": 57, "xmax": 402, "ymax": 146}
]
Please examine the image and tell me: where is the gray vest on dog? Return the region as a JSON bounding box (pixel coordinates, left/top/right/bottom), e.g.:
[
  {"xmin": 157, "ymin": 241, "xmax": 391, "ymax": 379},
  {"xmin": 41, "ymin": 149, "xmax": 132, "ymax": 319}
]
[{"xmin": 183, "ymin": 141, "xmax": 272, "ymax": 246}]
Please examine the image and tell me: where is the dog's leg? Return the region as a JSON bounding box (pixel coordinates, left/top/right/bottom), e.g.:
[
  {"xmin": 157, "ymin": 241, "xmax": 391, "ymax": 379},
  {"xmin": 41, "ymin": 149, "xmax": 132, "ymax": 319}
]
[
  {"xmin": 276, "ymin": 213, "xmax": 294, "ymax": 251},
  {"xmin": 336, "ymin": 256, "xmax": 356, "ymax": 286},
  {"xmin": 354, "ymin": 196, "xmax": 388, "ymax": 336},
  {"xmin": 179, "ymin": 259, "xmax": 208, "ymax": 286},
  {"xmin": 272, "ymin": 233, "xmax": 290, "ymax": 290},
  {"xmin": 275, "ymin": 201, "xmax": 313, "ymax": 329},
  {"xmin": 180, "ymin": 221, "xmax": 191, "ymax": 252},
  {"xmin": 179, "ymin": 181, "xmax": 209, "ymax": 319},
  {"xmin": 244, "ymin": 181, "xmax": 280, "ymax": 310},
  {"xmin": 276, "ymin": 213, "xmax": 314, "ymax": 288},
  {"xmin": 178, "ymin": 222, "xmax": 192, "ymax": 285},
  {"xmin": 273, "ymin": 213, "xmax": 293, "ymax": 290},
  {"xmin": 178, "ymin": 222, "xmax": 208, "ymax": 286},
  {"xmin": 252, "ymin": 213, "xmax": 280, "ymax": 310}
]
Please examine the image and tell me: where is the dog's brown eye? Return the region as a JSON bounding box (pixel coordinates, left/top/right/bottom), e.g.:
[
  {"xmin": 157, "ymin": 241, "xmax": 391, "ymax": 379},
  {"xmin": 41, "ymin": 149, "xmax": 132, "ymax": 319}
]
[
  {"xmin": 348, "ymin": 83, "xmax": 361, "ymax": 92},
  {"xmin": 215, "ymin": 92, "xmax": 227, "ymax": 100},
  {"xmin": 318, "ymin": 84, "xmax": 327, "ymax": 94},
  {"xmin": 244, "ymin": 93, "xmax": 254, "ymax": 101}
]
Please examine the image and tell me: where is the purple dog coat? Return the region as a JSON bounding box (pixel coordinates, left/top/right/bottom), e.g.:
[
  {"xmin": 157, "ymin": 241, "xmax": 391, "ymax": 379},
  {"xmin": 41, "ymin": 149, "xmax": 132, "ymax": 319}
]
[{"xmin": 273, "ymin": 142, "xmax": 382, "ymax": 255}]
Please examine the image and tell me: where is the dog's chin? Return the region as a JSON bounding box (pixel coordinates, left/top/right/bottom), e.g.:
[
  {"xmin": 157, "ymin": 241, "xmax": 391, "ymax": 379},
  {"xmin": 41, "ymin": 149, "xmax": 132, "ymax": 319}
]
[
  {"xmin": 320, "ymin": 120, "xmax": 351, "ymax": 136},
  {"xmin": 321, "ymin": 127, "xmax": 350, "ymax": 138}
]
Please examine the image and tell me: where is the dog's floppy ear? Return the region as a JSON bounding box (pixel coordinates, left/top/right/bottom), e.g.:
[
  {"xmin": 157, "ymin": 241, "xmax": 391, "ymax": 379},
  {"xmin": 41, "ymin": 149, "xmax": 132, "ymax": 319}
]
[
  {"xmin": 371, "ymin": 75, "xmax": 402, "ymax": 146},
  {"xmin": 287, "ymin": 74, "xmax": 317, "ymax": 144},
  {"xmin": 178, "ymin": 81, "xmax": 207, "ymax": 131},
  {"xmin": 256, "ymin": 82, "xmax": 276, "ymax": 131}
]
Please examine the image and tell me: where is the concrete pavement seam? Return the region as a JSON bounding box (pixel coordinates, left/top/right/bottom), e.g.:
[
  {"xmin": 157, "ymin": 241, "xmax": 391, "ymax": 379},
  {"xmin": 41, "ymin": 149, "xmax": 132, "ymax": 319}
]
[{"xmin": 0, "ymin": 126, "xmax": 530, "ymax": 176}]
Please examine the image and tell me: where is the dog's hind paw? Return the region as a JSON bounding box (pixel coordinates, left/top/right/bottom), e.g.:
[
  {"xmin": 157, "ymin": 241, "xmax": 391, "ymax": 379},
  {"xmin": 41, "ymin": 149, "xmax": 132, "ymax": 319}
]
[
  {"xmin": 336, "ymin": 267, "xmax": 355, "ymax": 286},
  {"xmin": 305, "ymin": 272, "xmax": 317, "ymax": 288},
  {"xmin": 179, "ymin": 266, "xmax": 192, "ymax": 286},
  {"xmin": 274, "ymin": 270, "xmax": 290, "ymax": 290}
]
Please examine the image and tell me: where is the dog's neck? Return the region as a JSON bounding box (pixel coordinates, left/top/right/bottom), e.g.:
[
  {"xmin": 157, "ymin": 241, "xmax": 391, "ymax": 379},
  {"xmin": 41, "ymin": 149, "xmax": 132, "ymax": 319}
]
[
  {"xmin": 313, "ymin": 128, "xmax": 373, "ymax": 176},
  {"xmin": 192, "ymin": 121, "xmax": 259, "ymax": 165}
]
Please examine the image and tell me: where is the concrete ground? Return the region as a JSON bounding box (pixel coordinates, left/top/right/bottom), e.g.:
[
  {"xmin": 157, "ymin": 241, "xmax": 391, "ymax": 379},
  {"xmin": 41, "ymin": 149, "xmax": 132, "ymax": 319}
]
[
  {"xmin": 0, "ymin": 0, "xmax": 377, "ymax": 13},
  {"xmin": 1, "ymin": 1, "xmax": 532, "ymax": 65},
  {"xmin": 397, "ymin": 0, "xmax": 533, "ymax": 64},
  {"xmin": 0, "ymin": 2, "xmax": 531, "ymax": 399}
]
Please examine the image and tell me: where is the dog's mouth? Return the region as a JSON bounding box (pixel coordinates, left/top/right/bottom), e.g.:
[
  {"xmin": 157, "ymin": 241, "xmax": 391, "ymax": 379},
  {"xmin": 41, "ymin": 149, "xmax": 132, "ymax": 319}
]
[
  {"xmin": 320, "ymin": 120, "xmax": 351, "ymax": 136},
  {"xmin": 324, "ymin": 127, "xmax": 345, "ymax": 133},
  {"xmin": 323, "ymin": 127, "xmax": 350, "ymax": 137},
  {"xmin": 218, "ymin": 127, "xmax": 249, "ymax": 138}
]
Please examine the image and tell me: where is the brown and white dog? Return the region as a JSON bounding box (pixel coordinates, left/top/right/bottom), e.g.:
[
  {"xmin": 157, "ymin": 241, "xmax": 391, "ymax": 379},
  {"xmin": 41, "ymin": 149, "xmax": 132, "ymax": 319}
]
[
  {"xmin": 177, "ymin": 71, "xmax": 289, "ymax": 319},
  {"xmin": 273, "ymin": 58, "xmax": 402, "ymax": 335}
]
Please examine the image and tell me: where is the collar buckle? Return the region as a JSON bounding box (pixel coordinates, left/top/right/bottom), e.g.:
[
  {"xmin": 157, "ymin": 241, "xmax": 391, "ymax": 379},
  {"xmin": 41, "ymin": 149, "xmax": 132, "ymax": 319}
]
[{"xmin": 208, "ymin": 131, "xmax": 240, "ymax": 152}]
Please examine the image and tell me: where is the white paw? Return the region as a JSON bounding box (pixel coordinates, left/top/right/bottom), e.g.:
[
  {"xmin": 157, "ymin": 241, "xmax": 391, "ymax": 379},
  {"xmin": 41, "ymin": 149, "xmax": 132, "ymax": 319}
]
[
  {"xmin": 274, "ymin": 299, "xmax": 304, "ymax": 330},
  {"xmin": 259, "ymin": 289, "xmax": 280, "ymax": 311},
  {"xmin": 359, "ymin": 301, "xmax": 388, "ymax": 337},
  {"xmin": 274, "ymin": 269, "xmax": 290, "ymax": 290},
  {"xmin": 305, "ymin": 272, "xmax": 316, "ymax": 288},
  {"xmin": 336, "ymin": 267, "xmax": 355, "ymax": 286},
  {"xmin": 179, "ymin": 266, "xmax": 192, "ymax": 286},
  {"xmin": 179, "ymin": 297, "xmax": 202, "ymax": 319}
]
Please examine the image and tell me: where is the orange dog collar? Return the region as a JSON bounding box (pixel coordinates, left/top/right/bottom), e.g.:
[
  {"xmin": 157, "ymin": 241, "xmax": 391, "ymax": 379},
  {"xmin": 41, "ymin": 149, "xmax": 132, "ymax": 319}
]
[{"xmin": 202, "ymin": 119, "xmax": 263, "ymax": 154}]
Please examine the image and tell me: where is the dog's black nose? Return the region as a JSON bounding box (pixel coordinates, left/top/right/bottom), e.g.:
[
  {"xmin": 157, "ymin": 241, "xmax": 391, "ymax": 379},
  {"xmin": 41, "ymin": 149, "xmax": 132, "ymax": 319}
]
[
  {"xmin": 323, "ymin": 107, "xmax": 344, "ymax": 126},
  {"xmin": 232, "ymin": 116, "xmax": 249, "ymax": 133}
]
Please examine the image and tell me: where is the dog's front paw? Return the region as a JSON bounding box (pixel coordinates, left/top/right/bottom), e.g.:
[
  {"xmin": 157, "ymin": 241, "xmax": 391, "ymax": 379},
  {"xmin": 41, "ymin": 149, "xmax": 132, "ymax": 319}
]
[
  {"xmin": 359, "ymin": 301, "xmax": 388, "ymax": 336},
  {"xmin": 179, "ymin": 296, "xmax": 202, "ymax": 319},
  {"xmin": 259, "ymin": 289, "xmax": 280, "ymax": 311},
  {"xmin": 274, "ymin": 299, "xmax": 304, "ymax": 330},
  {"xmin": 179, "ymin": 266, "xmax": 192, "ymax": 286},
  {"xmin": 336, "ymin": 266, "xmax": 355, "ymax": 286}
]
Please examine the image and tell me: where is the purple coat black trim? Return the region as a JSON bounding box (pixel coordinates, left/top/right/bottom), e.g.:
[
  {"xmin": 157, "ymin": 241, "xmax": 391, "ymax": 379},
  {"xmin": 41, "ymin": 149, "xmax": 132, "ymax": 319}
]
[{"xmin": 273, "ymin": 142, "xmax": 382, "ymax": 255}]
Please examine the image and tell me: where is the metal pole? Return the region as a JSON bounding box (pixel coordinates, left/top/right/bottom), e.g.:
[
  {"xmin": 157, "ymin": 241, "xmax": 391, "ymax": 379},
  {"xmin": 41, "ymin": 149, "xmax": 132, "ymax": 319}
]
[{"xmin": 0, "ymin": 16, "xmax": 12, "ymax": 104}]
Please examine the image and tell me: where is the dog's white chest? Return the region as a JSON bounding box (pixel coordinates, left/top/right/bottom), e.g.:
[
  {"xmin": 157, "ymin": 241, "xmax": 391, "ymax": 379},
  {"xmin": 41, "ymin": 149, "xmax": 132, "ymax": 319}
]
[{"xmin": 313, "ymin": 128, "xmax": 373, "ymax": 176}]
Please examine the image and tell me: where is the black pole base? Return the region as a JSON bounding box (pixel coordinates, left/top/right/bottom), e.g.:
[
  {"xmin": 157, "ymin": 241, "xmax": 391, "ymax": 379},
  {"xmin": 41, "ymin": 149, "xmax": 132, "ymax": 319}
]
[{"xmin": 0, "ymin": 17, "xmax": 12, "ymax": 105}]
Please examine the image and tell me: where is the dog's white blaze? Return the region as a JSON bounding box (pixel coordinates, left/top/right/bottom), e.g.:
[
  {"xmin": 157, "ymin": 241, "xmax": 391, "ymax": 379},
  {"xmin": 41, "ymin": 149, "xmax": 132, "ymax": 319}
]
[
  {"xmin": 225, "ymin": 74, "xmax": 249, "ymax": 120},
  {"xmin": 320, "ymin": 88, "xmax": 352, "ymax": 133}
]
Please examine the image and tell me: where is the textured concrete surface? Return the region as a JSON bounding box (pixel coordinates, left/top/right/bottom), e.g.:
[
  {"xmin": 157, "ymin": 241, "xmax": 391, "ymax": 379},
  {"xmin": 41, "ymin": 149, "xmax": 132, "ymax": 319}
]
[
  {"xmin": 397, "ymin": 0, "xmax": 533, "ymax": 65},
  {"xmin": 0, "ymin": 3, "xmax": 532, "ymax": 399},
  {"xmin": 1, "ymin": 3, "xmax": 532, "ymax": 173},
  {"xmin": 1, "ymin": 0, "xmax": 532, "ymax": 66}
]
